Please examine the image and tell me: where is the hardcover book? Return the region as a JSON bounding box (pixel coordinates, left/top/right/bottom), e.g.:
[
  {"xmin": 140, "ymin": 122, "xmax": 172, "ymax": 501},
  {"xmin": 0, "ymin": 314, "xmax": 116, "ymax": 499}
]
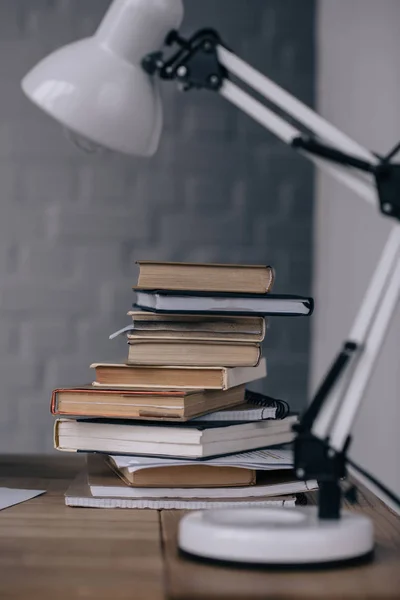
[
  {"xmin": 127, "ymin": 339, "xmax": 261, "ymax": 367},
  {"xmin": 91, "ymin": 359, "xmax": 267, "ymax": 390},
  {"xmin": 136, "ymin": 261, "xmax": 275, "ymax": 294},
  {"xmin": 51, "ymin": 384, "xmax": 245, "ymax": 421}
]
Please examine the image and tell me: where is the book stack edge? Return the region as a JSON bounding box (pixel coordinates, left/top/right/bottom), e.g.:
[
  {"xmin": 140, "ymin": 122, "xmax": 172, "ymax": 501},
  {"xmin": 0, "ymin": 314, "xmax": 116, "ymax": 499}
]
[{"xmin": 49, "ymin": 261, "xmax": 314, "ymax": 508}]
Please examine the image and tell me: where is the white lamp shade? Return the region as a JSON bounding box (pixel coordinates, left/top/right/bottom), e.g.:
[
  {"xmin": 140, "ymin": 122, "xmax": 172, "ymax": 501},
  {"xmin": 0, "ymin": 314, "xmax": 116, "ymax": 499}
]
[{"xmin": 21, "ymin": 0, "xmax": 184, "ymax": 156}]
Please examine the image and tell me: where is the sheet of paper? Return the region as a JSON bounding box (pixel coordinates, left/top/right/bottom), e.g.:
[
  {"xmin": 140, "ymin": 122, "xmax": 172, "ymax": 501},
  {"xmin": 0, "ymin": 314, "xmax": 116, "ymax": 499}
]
[
  {"xmin": 0, "ymin": 488, "xmax": 46, "ymax": 511},
  {"xmin": 111, "ymin": 448, "xmax": 294, "ymax": 473}
]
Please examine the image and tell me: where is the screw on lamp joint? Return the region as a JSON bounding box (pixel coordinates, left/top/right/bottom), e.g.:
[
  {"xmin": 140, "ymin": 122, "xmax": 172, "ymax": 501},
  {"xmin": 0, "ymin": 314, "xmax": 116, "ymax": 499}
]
[{"xmin": 177, "ymin": 65, "xmax": 188, "ymax": 78}]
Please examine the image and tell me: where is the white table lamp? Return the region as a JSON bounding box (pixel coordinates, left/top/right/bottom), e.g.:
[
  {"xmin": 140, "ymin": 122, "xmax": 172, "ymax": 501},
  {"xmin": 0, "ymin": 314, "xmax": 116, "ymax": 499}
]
[{"xmin": 21, "ymin": 0, "xmax": 400, "ymax": 567}]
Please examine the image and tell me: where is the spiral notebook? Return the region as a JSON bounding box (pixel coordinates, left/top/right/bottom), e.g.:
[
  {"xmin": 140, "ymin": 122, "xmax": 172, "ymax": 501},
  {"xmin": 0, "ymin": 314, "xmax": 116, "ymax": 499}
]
[{"xmin": 191, "ymin": 391, "xmax": 290, "ymax": 423}]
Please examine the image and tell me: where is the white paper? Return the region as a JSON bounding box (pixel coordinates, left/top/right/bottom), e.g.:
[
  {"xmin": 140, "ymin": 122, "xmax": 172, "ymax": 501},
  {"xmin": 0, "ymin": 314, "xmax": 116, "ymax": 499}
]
[
  {"xmin": 110, "ymin": 448, "xmax": 294, "ymax": 473},
  {"xmin": 0, "ymin": 488, "xmax": 46, "ymax": 511},
  {"xmin": 109, "ymin": 325, "xmax": 135, "ymax": 339}
]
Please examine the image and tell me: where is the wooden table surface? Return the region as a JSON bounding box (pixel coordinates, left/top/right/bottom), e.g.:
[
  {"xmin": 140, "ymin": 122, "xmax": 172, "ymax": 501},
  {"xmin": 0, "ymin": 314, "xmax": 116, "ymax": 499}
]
[{"xmin": 0, "ymin": 455, "xmax": 399, "ymax": 600}]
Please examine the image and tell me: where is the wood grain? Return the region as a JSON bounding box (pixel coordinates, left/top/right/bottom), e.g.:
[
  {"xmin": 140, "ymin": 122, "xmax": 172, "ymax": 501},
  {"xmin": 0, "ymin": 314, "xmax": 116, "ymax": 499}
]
[
  {"xmin": 0, "ymin": 455, "xmax": 164, "ymax": 600},
  {"xmin": 0, "ymin": 456, "xmax": 399, "ymax": 600},
  {"xmin": 161, "ymin": 486, "xmax": 400, "ymax": 600}
]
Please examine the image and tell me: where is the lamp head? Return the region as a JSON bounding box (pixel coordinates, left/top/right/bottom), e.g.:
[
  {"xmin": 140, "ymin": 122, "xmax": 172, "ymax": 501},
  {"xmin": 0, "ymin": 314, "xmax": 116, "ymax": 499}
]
[{"xmin": 21, "ymin": 0, "xmax": 184, "ymax": 156}]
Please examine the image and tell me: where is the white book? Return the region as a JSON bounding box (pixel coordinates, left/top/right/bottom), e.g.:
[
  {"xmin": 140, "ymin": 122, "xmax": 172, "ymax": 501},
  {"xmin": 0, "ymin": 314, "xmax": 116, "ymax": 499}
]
[{"xmin": 54, "ymin": 416, "xmax": 297, "ymax": 458}]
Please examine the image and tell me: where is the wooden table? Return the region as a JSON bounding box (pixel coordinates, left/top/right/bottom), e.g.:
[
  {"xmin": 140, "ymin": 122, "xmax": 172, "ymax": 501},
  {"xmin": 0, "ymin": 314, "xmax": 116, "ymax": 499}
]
[{"xmin": 0, "ymin": 455, "xmax": 399, "ymax": 599}]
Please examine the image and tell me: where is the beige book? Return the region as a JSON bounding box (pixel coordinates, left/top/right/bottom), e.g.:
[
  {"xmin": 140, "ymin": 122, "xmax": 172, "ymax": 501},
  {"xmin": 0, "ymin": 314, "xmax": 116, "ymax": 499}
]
[
  {"xmin": 127, "ymin": 340, "xmax": 261, "ymax": 368},
  {"xmin": 107, "ymin": 457, "xmax": 256, "ymax": 488},
  {"xmin": 91, "ymin": 358, "xmax": 267, "ymax": 390},
  {"xmin": 136, "ymin": 261, "xmax": 274, "ymax": 294},
  {"xmin": 126, "ymin": 312, "xmax": 266, "ymax": 342}
]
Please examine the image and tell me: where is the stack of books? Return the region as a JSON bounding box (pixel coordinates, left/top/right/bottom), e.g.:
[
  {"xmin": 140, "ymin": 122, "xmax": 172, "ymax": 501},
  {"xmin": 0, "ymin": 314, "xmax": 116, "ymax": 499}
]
[{"xmin": 51, "ymin": 261, "xmax": 316, "ymax": 508}]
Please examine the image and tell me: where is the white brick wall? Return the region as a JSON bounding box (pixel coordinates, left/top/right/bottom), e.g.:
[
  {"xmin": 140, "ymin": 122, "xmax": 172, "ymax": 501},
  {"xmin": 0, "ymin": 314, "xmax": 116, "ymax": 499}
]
[{"xmin": 0, "ymin": 0, "xmax": 315, "ymax": 452}]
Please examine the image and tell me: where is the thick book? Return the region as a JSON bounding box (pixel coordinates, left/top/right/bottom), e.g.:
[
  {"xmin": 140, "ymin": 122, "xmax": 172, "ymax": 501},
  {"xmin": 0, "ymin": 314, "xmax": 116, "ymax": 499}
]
[
  {"xmin": 110, "ymin": 312, "xmax": 266, "ymax": 343},
  {"xmin": 91, "ymin": 358, "xmax": 267, "ymax": 390},
  {"xmin": 50, "ymin": 384, "xmax": 245, "ymax": 421},
  {"xmin": 65, "ymin": 472, "xmax": 298, "ymax": 509},
  {"xmin": 127, "ymin": 339, "xmax": 261, "ymax": 367},
  {"xmin": 53, "ymin": 415, "xmax": 297, "ymax": 458},
  {"xmin": 136, "ymin": 261, "xmax": 275, "ymax": 294},
  {"xmin": 134, "ymin": 289, "xmax": 314, "ymax": 316}
]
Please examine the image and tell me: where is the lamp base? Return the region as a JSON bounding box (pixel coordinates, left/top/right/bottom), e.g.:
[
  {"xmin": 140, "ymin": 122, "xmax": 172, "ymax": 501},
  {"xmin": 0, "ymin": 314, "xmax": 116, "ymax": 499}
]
[{"xmin": 178, "ymin": 507, "xmax": 374, "ymax": 566}]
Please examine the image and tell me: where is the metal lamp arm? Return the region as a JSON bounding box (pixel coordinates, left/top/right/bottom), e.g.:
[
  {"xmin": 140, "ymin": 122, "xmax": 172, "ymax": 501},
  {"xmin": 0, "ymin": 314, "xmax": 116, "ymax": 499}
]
[
  {"xmin": 217, "ymin": 46, "xmax": 376, "ymax": 164},
  {"xmin": 143, "ymin": 28, "xmax": 400, "ymax": 515},
  {"xmin": 214, "ymin": 40, "xmax": 400, "ymax": 456}
]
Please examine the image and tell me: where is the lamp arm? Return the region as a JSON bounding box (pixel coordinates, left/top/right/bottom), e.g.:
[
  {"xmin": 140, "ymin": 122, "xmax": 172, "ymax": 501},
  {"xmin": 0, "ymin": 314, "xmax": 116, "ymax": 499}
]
[
  {"xmin": 144, "ymin": 28, "xmax": 400, "ymax": 516},
  {"xmin": 144, "ymin": 29, "xmax": 382, "ymax": 209},
  {"xmin": 312, "ymin": 225, "xmax": 400, "ymax": 445},
  {"xmin": 214, "ymin": 42, "xmax": 400, "ymax": 454},
  {"xmin": 218, "ymin": 78, "xmax": 377, "ymax": 207},
  {"xmin": 217, "ymin": 46, "xmax": 377, "ymax": 164},
  {"xmin": 329, "ymin": 229, "xmax": 400, "ymax": 451}
]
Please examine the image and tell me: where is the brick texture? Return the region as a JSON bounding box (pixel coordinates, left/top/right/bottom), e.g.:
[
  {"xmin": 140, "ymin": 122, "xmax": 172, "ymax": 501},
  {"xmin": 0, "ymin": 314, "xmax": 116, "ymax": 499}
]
[{"xmin": 0, "ymin": 0, "xmax": 315, "ymax": 453}]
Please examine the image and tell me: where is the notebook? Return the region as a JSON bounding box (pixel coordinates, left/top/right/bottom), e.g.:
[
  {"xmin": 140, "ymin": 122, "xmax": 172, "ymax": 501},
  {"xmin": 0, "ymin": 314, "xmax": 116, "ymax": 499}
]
[
  {"xmin": 65, "ymin": 471, "xmax": 298, "ymax": 509},
  {"xmin": 191, "ymin": 391, "xmax": 290, "ymax": 422},
  {"xmin": 135, "ymin": 261, "xmax": 275, "ymax": 294},
  {"xmin": 54, "ymin": 415, "xmax": 297, "ymax": 458},
  {"xmin": 50, "ymin": 384, "xmax": 245, "ymax": 421},
  {"xmin": 91, "ymin": 358, "xmax": 267, "ymax": 390},
  {"xmin": 134, "ymin": 290, "xmax": 314, "ymax": 316}
]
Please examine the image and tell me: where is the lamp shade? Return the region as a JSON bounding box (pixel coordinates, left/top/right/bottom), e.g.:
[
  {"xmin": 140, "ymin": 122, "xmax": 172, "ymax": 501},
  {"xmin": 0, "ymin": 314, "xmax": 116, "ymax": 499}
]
[{"xmin": 21, "ymin": 0, "xmax": 184, "ymax": 156}]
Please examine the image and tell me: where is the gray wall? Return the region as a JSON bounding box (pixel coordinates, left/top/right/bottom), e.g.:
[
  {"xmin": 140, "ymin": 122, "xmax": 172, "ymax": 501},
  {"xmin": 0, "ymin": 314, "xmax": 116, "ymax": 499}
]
[
  {"xmin": 0, "ymin": 0, "xmax": 315, "ymax": 453},
  {"xmin": 314, "ymin": 0, "xmax": 400, "ymax": 495}
]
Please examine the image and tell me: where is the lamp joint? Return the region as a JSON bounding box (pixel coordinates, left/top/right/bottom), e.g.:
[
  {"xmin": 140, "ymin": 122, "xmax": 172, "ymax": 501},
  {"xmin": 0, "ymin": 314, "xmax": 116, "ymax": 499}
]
[{"xmin": 142, "ymin": 28, "xmax": 227, "ymax": 92}]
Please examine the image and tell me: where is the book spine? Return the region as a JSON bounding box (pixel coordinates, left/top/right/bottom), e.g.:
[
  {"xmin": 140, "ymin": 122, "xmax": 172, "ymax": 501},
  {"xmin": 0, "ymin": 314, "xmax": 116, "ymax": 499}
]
[
  {"xmin": 265, "ymin": 267, "xmax": 275, "ymax": 292},
  {"xmin": 53, "ymin": 419, "xmax": 59, "ymax": 449},
  {"xmin": 50, "ymin": 390, "xmax": 58, "ymax": 415},
  {"xmin": 260, "ymin": 318, "xmax": 267, "ymax": 342},
  {"xmin": 53, "ymin": 420, "xmax": 78, "ymax": 452},
  {"xmin": 221, "ymin": 368, "xmax": 228, "ymax": 390},
  {"xmin": 254, "ymin": 346, "xmax": 262, "ymax": 367}
]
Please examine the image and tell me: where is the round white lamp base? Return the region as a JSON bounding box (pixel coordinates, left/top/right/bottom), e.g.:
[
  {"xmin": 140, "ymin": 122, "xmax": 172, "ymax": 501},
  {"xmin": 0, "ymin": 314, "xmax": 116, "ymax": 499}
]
[{"xmin": 178, "ymin": 507, "xmax": 374, "ymax": 566}]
